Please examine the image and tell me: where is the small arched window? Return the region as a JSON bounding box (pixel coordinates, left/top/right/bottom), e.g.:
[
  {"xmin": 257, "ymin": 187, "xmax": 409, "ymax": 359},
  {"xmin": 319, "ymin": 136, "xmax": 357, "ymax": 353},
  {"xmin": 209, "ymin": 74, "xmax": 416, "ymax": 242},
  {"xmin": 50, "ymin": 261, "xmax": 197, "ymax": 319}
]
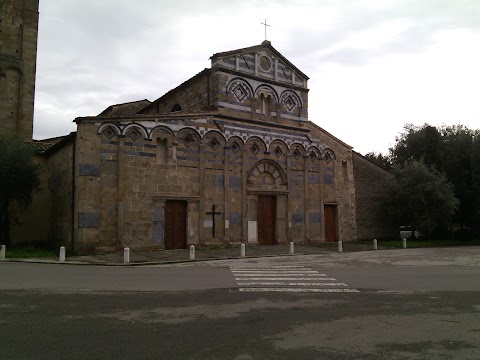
[
  {"xmin": 171, "ymin": 104, "xmax": 182, "ymax": 112},
  {"xmin": 156, "ymin": 138, "xmax": 168, "ymax": 163},
  {"xmin": 260, "ymin": 94, "xmax": 271, "ymax": 115}
]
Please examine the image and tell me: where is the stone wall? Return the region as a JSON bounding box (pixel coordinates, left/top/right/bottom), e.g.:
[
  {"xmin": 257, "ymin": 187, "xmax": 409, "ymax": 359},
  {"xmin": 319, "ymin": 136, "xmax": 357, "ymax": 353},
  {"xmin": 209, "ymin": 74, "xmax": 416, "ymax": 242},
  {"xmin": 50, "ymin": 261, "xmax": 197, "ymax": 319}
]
[
  {"xmin": 10, "ymin": 154, "xmax": 49, "ymax": 245},
  {"xmin": 140, "ymin": 70, "xmax": 210, "ymax": 114},
  {"xmin": 353, "ymin": 152, "xmax": 396, "ymax": 240},
  {"xmin": 47, "ymin": 141, "xmax": 74, "ymax": 248},
  {"xmin": 71, "ymin": 113, "xmax": 360, "ymax": 252},
  {"xmin": 0, "ymin": 0, "xmax": 39, "ymax": 141}
]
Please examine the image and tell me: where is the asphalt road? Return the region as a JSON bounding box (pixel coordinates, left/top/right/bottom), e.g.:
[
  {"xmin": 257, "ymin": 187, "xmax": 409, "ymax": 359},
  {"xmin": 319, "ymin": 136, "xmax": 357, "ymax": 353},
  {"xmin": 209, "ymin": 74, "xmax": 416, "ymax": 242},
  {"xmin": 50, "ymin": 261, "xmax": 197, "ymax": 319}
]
[{"xmin": 1, "ymin": 247, "xmax": 479, "ymax": 359}]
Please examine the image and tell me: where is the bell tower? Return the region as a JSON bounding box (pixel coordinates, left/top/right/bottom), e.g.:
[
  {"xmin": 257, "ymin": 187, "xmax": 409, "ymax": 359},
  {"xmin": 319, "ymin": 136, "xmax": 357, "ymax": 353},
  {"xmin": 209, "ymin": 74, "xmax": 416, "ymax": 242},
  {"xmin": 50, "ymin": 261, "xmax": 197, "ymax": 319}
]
[{"xmin": 0, "ymin": 0, "xmax": 39, "ymax": 141}]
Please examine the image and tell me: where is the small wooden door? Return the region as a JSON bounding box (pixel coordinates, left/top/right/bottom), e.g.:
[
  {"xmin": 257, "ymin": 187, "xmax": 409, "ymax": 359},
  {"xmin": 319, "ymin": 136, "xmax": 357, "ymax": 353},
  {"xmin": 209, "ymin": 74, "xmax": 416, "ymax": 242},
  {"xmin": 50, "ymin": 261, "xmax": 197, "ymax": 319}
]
[
  {"xmin": 324, "ymin": 205, "xmax": 337, "ymax": 242},
  {"xmin": 258, "ymin": 196, "xmax": 276, "ymax": 245},
  {"xmin": 164, "ymin": 200, "xmax": 187, "ymax": 249}
]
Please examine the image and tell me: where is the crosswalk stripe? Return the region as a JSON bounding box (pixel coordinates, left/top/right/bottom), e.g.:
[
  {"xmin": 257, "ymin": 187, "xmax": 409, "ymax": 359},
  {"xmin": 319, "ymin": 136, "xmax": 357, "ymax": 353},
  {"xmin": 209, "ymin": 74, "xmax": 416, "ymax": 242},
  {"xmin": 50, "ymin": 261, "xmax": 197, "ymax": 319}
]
[
  {"xmin": 230, "ymin": 266, "xmax": 307, "ymax": 269},
  {"xmin": 236, "ymin": 282, "xmax": 348, "ymax": 286},
  {"xmin": 234, "ymin": 277, "xmax": 337, "ymax": 281},
  {"xmin": 230, "ymin": 265, "xmax": 359, "ymax": 293},
  {"xmin": 232, "ymin": 270, "xmax": 319, "ymax": 273},
  {"xmin": 232, "ymin": 273, "xmax": 325, "ymax": 277},
  {"xmin": 239, "ymin": 288, "xmax": 360, "ymax": 293}
]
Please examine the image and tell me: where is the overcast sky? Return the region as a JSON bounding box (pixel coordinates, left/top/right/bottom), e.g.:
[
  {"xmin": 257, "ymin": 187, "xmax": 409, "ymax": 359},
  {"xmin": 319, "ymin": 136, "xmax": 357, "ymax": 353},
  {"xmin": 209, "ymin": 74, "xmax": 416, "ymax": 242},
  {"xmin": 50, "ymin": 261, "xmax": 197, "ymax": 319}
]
[{"xmin": 34, "ymin": 0, "xmax": 480, "ymax": 155}]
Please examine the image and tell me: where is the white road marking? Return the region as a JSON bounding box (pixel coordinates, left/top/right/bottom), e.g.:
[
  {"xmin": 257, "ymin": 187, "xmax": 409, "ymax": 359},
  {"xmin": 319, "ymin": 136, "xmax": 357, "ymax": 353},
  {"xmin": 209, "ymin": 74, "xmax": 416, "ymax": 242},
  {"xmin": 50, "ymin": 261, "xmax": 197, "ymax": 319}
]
[
  {"xmin": 231, "ymin": 273, "xmax": 325, "ymax": 277},
  {"xmin": 239, "ymin": 288, "xmax": 360, "ymax": 293},
  {"xmin": 230, "ymin": 266, "xmax": 307, "ymax": 269},
  {"xmin": 236, "ymin": 282, "xmax": 348, "ymax": 287},
  {"xmin": 234, "ymin": 277, "xmax": 337, "ymax": 281},
  {"xmin": 229, "ymin": 265, "xmax": 359, "ymax": 293},
  {"xmin": 231, "ymin": 270, "xmax": 319, "ymax": 273}
]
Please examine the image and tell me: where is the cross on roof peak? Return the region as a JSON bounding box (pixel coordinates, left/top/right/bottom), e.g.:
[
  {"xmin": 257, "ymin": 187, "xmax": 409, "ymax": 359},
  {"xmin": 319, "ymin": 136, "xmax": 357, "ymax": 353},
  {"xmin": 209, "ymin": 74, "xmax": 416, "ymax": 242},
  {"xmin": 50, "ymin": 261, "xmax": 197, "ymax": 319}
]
[{"xmin": 261, "ymin": 19, "xmax": 271, "ymax": 41}]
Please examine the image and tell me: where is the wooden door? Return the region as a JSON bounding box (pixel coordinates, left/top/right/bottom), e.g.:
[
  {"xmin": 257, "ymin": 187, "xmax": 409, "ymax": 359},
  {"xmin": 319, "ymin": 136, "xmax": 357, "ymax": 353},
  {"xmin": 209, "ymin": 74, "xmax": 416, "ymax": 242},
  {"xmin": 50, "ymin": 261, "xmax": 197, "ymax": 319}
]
[
  {"xmin": 258, "ymin": 196, "xmax": 276, "ymax": 245},
  {"xmin": 164, "ymin": 200, "xmax": 187, "ymax": 249},
  {"xmin": 324, "ymin": 205, "xmax": 337, "ymax": 242}
]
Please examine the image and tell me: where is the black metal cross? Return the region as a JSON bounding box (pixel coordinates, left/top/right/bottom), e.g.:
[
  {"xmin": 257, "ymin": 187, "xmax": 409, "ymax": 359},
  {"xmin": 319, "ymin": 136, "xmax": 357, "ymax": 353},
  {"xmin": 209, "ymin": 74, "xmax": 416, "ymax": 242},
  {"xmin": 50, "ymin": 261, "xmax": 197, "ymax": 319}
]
[
  {"xmin": 261, "ymin": 19, "xmax": 271, "ymax": 41},
  {"xmin": 206, "ymin": 205, "xmax": 222, "ymax": 237}
]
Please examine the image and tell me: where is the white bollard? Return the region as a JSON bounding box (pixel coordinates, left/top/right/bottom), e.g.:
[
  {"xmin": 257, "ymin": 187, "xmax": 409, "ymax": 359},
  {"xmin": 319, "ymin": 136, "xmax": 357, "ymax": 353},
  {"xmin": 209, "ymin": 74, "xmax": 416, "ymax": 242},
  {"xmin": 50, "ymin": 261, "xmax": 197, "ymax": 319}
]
[
  {"xmin": 0, "ymin": 245, "xmax": 5, "ymax": 260},
  {"xmin": 373, "ymin": 239, "xmax": 378, "ymax": 250},
  {"xmin": 338, "ymin": 240, "xmax": 343, "ymax": 253},
  {"xmin": 402, "ymin": 238, "xmax": 407, "ymax": 249},
  {"xmin": 240, "ymin": 243, "xmax": 246, "ymax": 257},
  {"xmin": 290, "ymin": 242, "xmax": 294, "ymax": 255},
  {"xmin": 190, "ymin": 245, "xmax": 195, "ymax": 260},
  {"xmin": 124, "ymin": 247, "xmax": 130, "ymax": 263},
  {"xmin": 59, "ymin": 246, "xmax": 65, "ymax": 263}
]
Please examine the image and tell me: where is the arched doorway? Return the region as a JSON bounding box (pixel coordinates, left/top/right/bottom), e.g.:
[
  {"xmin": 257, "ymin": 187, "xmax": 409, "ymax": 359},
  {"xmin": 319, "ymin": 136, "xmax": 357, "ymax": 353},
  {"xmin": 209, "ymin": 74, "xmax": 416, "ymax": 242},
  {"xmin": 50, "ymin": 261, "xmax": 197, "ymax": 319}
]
[{"xmin": 247, "ymin": 160, "xmax": 288, "ymax": 245}]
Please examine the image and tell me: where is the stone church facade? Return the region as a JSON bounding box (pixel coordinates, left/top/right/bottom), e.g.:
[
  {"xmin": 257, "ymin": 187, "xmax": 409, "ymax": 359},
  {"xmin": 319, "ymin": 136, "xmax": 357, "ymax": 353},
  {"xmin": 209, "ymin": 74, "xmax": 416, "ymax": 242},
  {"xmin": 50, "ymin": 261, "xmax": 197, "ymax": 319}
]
[
  {"xmin": 69, "ymin": 41, "xmax": 361, "ymax": 252},
  {"xmin": 1, "ymin": 2, "xmax": 395, "ymax": 252}
]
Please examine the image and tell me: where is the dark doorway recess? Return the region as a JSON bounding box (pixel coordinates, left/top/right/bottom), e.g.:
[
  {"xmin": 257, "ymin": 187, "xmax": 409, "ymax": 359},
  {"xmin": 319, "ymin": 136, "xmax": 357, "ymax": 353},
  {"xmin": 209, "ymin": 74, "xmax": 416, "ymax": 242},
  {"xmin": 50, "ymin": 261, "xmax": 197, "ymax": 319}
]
[
  {"xmin": 258, "ymin": 196, "xmax": 276, "ymax": 245},
  {"xmin": 324, "ymin": 205, "xmax": 337, "ymax": 242},
  {"xmin": 165, "ymin": 200, "xmax": 187, "ymax": 249}
]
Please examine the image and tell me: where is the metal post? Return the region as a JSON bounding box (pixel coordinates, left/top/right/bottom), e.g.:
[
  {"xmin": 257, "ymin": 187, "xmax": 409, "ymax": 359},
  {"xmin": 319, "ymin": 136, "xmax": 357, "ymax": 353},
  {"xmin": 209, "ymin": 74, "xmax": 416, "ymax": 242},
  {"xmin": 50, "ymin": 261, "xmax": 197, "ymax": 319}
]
[
  {"xmin": 59, "ymin": 246, "xmax": 66, "ymax": 263},
  {"xmin": 289, "ymin": 242, "xmax": 294, "ymax": 255},
  {"xmin": 0, "ymin": 245, "xmax": 5, "ymax": 260},
  {"xmin": 240, "ymin": 243, "xmax": 246, "ymax": 257},
  {"xmin": 403, "ymin": 238, "xmax": 407, "ymax": 249},
  {"xmin": 338, "ymin": 240, "xmax": 343, "ymax": 253},
  {"xmin": 190, "ymin": 245, "xmax": 195, "ymax": 260},
  {"xmin": 373, "ymin": 239, "xmax": 378, "ymax": 250},
  {"xmin": 124, "ymin": 247, "xmax": 130, "ymax": 263}
]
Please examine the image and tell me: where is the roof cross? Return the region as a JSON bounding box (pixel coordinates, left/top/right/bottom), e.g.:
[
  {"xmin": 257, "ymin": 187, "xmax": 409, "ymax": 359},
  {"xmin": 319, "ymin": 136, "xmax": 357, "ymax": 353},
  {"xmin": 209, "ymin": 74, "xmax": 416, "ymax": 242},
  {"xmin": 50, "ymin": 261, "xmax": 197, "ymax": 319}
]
[{"xmin": 261, "ymin": 19, "xmax": 271, "ymax": 41}]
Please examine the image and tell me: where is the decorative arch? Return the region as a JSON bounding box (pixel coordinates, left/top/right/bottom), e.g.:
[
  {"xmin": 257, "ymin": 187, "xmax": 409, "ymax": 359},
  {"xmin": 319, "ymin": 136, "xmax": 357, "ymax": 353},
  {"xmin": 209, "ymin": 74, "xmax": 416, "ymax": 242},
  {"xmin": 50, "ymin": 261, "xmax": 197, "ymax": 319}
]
[
  {"xmin": 203, "ymin": 130, "xmax": 226, "ymax": 151},
  {"xmin": 227, "ymin": 136, "xmax": 244, "ymax": 155},
  {"xmin": 254, "ymin": 84, "xmax": 279, "ymax": 102},
  {"xmin": 97, "ymin": 123, "xmax": 121, "ymax": 139},
  {"xmin": 248, "ymin": 159, "xmax": 287, "ymax": 186},
  {"xmin": 269, "ymin": 139, "xmax": 289, "ymax": 159},
  {"xmin": 245, "ymin": 136, "xmax": 267, "ymax": 156},
  {"xmin": 150, "ymin": 125, "xmax": 175, "ymax": 141},
  {"xmin": 322, "ymin": 148, "xmax": 336, "ymax": 164},
  {"xmin": 122, "ymin": 123, "xmax": 148, "ymax": 141},
  {"xmin": 307, "ymin": 146, "xmax": 321, "ymax": 161},
  {"xmin": 290, "ymin": 143, "xmax": 307, "ymax": 161},
  {"xmin": 176, "ymin": 127, "xmax": 201, "ymax": 148},
  {"xmin": 280, "ymin": 90, "xmax": 303, "ymax": 111},
  {"xmin": 226, "ymin": 78, "xmax": 254, "ymax": 102}
]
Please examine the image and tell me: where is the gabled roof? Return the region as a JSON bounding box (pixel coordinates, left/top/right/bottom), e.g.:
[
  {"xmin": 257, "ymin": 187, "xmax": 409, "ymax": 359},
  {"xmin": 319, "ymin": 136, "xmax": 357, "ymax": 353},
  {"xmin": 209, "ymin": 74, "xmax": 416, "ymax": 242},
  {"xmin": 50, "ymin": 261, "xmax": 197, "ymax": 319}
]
[
  {"xmin": 98, "ymin": 99, "xmax": 151, "ymax": 117},
  {"xmin": 137, "ymin": 69, "xmax": 210, "ymax": 114},
  {"xmin": 210, "ymin": 40, "xmax": 309, "ymax": 80}
]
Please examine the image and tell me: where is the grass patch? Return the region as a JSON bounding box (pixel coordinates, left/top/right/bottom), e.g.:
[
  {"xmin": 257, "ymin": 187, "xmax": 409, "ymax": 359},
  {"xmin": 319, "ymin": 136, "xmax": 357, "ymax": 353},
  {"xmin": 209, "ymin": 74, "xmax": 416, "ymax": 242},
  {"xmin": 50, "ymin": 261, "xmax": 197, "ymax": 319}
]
[{"xmin": 5, "ymin": 246, "xmax": 57, "ymax": 259}]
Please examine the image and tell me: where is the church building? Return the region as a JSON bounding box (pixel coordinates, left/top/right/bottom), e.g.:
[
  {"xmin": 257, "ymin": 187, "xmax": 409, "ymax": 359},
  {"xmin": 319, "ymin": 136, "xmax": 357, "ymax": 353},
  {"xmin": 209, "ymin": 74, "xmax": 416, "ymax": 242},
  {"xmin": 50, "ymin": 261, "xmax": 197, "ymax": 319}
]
[
  {"xmin": 2, "ymin": 1, "xmax": 395, "ymax": 252},
  {"xmin": 69, "ymin": 40, "xmax": 362, "ymax": 252}
]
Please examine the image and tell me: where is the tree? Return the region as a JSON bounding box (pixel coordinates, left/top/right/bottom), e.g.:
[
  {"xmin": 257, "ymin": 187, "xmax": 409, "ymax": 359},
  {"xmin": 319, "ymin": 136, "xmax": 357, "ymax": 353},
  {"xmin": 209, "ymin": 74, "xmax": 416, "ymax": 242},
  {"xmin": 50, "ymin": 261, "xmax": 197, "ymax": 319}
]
[
  {"xmin": 389, "ymin": 123, "xmax": 479, "ymax": 235},
  {"xmin": 364, "ymin": 151, "xmax": 393, "ymax": 170},
  {"xmin": 384, "ymin": 161, "xmax": 459, "ymax": 236},
  {"xmin": 0, "ymin": 137, "xmax": 41, "ymax": 247}
]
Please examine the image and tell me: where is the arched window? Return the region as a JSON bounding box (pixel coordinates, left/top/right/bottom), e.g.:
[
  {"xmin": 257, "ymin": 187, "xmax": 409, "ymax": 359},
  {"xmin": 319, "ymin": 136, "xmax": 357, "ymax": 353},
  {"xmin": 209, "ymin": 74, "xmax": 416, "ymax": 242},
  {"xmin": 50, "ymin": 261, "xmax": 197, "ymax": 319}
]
[
  {"xmin": 171, "ymin": 104, "xmax": 182, "ymax": 112},
  {"xmin": 156, "ymin": 138, "xmax": 168, "ymax": 163},
  {"xmin": 260, "ymin": 94, "xmax": 271, "ymax": 115}
]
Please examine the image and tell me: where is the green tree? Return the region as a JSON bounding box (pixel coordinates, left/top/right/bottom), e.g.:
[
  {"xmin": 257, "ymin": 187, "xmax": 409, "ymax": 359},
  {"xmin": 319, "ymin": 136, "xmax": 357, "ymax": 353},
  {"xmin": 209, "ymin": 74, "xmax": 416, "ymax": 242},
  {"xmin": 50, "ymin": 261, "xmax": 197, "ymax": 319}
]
[
  {"xmin": 384, "ymin": 161, "xmax": 459, "ymax": 236},
  {"xmin": 0, "ymin": 137, "xmax": 41, "ymax": 247},
  {"xmin": 390, "ymin": 123, "xmax": 444, "ymax": 168},
  {"xmin": 364, "ymin": 151, "xmax": 392, "ymax": 169},
  {"xmin": 389, "ymin": 123, "xmax": 479, "ymax": 235}
]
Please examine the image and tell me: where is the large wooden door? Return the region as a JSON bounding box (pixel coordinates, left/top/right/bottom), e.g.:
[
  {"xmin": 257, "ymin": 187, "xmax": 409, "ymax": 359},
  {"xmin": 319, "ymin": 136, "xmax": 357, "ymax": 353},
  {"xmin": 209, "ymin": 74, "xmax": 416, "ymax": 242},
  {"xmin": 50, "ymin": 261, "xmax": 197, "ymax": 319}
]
[
  {"xmin": 164, "ymin": 200, "xmax": 187, "ymax": 249},
  {"xmin": 324, "ymin": 205, "xmax": 337, "ymax": 242},
  {"xmin": 258, "ymin": 196, "xmax": 276, "ymax": 245}
]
